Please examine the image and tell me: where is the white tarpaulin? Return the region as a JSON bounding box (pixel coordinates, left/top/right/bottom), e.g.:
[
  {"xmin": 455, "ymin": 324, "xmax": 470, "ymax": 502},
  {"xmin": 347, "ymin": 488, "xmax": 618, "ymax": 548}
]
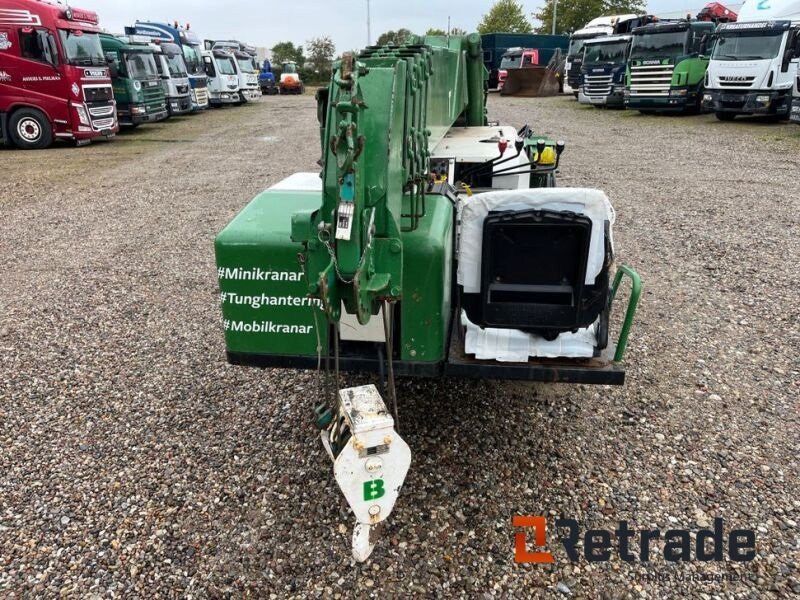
[
  {"xmin": 461, "ymin": 312, "xmax": 599, "ymax": 361},
  {"xmin": 457, "ymin": 187, "xmax": 615, "ymax": 294}
]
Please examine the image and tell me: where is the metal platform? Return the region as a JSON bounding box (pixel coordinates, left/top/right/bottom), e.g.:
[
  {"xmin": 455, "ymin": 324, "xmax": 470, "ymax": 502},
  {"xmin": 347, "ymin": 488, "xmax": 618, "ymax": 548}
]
[{"xmin": 226, "ymin": 324, "xmax": 626, "ymax": 385}]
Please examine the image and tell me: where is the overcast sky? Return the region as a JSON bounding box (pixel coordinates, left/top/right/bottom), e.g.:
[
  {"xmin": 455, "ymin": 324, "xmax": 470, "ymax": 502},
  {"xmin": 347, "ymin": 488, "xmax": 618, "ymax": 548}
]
[{"xmin": 83, "ymin": 1, "xmax": 742, "ymax": 52}]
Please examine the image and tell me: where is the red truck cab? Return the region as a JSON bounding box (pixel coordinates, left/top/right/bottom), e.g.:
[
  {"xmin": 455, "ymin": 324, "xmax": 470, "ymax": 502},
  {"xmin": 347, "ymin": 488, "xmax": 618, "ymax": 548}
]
[
  {"xmin": 0, "ymin": 0, "xmax": 118, "ymax": 149},
  {"xmin": 498, "ymin": 48, "xmax": 539, "ymax": 91}
]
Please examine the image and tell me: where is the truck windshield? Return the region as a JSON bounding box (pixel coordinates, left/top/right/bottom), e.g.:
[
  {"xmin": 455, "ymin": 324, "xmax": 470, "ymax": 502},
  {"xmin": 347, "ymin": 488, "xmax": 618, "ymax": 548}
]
[
  {"xmin": 237, "ymin": 57, "xmax": 256, "ymax": 73},
  {"xmin": 182, "ymin": 44, "xmax": 204, "ymax": 76},
  {"xmin": 584, "ymin": 41, "xmax": 629, "ymax": 65},
  {"xmin": 282, "ymin": 63, "xmax": 298, "ymax": 74},
  {"xmin": 217, "ymin": 56, "xmax": 237, "ymax": 75},
  {"xmin": 165, "ymin": 53, "xmax": 187, "ymax": 77},
  {"xmin": 126, "ymin": 52, "xmax": 158, "ymax": 79},
  {"xmin": 58, "ymin": 30, "xmax": 105, "ymax": 66},
  {"xmin": 568, "ymin": 37, "xmax": 596, "ymax": 57},
  {"xmin": 630, "ymin": 31, "xmax": 687, "ymax": 59},
  {"xmin": 500, "ymin": 54, "xmax": 522, "ymax": 69},
  {"xmin": 712, "ymin": 31, "xmax": 784, "ymax": 61}
]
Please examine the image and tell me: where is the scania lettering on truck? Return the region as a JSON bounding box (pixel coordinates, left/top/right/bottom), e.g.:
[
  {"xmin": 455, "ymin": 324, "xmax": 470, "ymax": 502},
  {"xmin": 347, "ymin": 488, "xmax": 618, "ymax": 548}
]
[
  {"xmin": 704, "ymin": 0, "xmax": 800, "ymax": 121},
  {"xmin": 128, "ymin": 21, "xmax": 209, "ymax": 111},
  {"xmin": 579, "ymin": 35, "xmax": 632, "ymax": 107},
  {"xmin": 207, "ymin": 40, "xmax": 260, "ymax": 102},
  {"xmin": 0, "ymin": 0, "xmax": 118, "ymax": 149},
  {"xmin": 202, "ymin": 49, "xmax": 239, "ymax": 106},
  {"xmin": 625, "ymin": 20, "xmax": 716, "ymax": 113},
  {"xmin": 100, "ymin": 33, "xmax": 167, "ymax": 126}
]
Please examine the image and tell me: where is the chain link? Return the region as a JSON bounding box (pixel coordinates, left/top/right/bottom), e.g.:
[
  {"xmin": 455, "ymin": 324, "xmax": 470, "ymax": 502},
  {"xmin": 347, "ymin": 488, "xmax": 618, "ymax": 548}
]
[{"xmin": 318, "ymin": 208, "xmax": 375, "ymax": 285}]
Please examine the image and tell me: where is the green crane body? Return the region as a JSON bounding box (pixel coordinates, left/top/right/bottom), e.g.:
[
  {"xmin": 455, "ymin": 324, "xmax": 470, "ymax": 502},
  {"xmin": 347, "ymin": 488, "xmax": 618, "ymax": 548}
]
[{"xmin": 215, "ymin": 33, "xmax": 640, "ymax": 384}]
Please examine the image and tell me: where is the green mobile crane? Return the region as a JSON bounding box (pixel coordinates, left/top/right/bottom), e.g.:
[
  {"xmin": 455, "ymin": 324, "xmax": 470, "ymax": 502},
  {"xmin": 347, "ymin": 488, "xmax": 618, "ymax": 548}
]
[{"xmin": 215, "ymin": 34, "xmax": 641, "ymax": 560}]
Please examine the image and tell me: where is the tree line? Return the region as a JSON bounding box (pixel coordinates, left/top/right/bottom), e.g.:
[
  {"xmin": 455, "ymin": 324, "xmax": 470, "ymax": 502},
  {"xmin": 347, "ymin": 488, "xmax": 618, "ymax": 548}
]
[{"xmin": 269, "ymin": 0, "xmax": 646, "ymax": 83}]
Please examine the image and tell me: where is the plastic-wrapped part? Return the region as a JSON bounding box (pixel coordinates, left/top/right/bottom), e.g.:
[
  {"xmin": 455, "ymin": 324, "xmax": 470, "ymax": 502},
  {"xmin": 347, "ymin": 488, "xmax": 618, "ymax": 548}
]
[
  {"xmin": 458, "ymin": 187, "xmax": 615, "ymax": 292},
  {"xmin": 461, "ymin": 311, "xmax": 599, "ymax": 361},
  {"xmin": 458, "ymin": 187, "xmax": 615, "ymax": 340}
]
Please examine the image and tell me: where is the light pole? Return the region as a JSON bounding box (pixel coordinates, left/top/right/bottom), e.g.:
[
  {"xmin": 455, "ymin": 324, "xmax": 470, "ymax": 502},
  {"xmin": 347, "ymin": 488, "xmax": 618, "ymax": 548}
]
[
  {"xmin": 552, "ymin": 0, "xmax": 558, "ymax": 35},
  {"xmin": 367, "ymin": 0, "xmax": 372, "ymax": 45}
]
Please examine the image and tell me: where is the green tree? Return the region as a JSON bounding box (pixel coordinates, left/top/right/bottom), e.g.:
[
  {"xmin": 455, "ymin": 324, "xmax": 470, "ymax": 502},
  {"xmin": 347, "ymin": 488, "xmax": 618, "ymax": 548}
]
[
  {"xmin": 306, "ymin": 36, "xmax": 335, "ymax": 75},
  {"xmin": 477, "ymin": 0, "xmax": 533, "ymax": 34},
  {"xmin": 376, "ymin": 28, "xmax": 414, "ymax": 46},
  {"xmin": 271, "ymin": 41, "xmax": 304, "ymax": 67},
  {"xmin": 426, "ymin": 28, "xmax": 446, "ymax": 36},
  {"xmin": 450, "ymin": 27, "xmax": 468, "ymax": 36},
  {"xmin": 533, "ymin": 0, "xmax": 646, "ymax": 35}
]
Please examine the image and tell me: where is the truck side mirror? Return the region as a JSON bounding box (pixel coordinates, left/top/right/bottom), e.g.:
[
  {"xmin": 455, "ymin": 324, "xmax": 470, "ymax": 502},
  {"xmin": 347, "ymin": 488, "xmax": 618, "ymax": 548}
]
[
  {"xmin": 699, "ymin": 33, "xmax": 710, "ymax": 56},
  {"xmin": 203, "ymin": 56, "xmax": 216, "ymax": 78}
]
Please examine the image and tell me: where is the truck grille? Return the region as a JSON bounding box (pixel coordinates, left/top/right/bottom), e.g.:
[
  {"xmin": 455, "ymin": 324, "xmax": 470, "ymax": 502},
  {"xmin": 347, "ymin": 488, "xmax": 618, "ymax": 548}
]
[
  {"xmin": 92, "ymin": 117, "xmax": 115, "ymax": 130},
  {"xmin": 87, "ymin": 104, "xmax": 115, "ymax": 117},
  {"xmin": 717, "ymin": 75, "xmax": 756, "ymax": 89},
  {"xmin": 84, "ymin": 85, "xmax": 113, "ymax": 103},
  {"xmin": 629, "ymin": 64, "xmax": 674, "ymax": 97},
  {"xmin": 176, "ymin": 84, "xmax": 189, "ymax": 94},
  {"xmin": 143, "ymin": 85, "xmax": 164, "ymax": 111},
  {"xmin": 567, "ymin": 61, "xmax": 582, "ymax": 87},
  {"xmin": 194, "ymin": 87, "xmax": 209, "ymax": 106},
  {"xmin": 584, "ymin": 74, "xmax": 613, "ymax": 96}
]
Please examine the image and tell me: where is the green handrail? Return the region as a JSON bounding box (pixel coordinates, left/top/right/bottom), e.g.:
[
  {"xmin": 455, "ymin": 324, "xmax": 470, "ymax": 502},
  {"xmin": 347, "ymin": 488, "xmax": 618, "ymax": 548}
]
[{"xmin": 609, "ymin": 264, "xmax": 642, "ymax": 362}]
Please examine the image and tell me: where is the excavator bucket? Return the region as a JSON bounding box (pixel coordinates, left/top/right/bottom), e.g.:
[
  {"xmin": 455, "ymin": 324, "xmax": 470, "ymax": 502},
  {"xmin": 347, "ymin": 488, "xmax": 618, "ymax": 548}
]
[{"xmin": 501, "ymin": 49, "xmax": 565, "ymax": 97}]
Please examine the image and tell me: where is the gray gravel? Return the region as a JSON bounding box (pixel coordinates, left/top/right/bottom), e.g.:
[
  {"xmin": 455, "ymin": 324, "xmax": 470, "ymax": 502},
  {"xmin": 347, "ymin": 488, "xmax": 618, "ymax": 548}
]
[{"xmin": 0, "ymin": 96, "xmax": 798, "ymax": 598}]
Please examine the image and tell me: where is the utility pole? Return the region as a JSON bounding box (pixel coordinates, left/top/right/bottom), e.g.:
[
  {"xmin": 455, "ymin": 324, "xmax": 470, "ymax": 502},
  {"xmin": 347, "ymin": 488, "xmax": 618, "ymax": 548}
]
[
  {"xmin": 552, "ymin": 0, "xmax": 558, "ymax": 35},
  {"xmin": 367, "ymin": 0, "xmax": 372, "ymax": 45}
]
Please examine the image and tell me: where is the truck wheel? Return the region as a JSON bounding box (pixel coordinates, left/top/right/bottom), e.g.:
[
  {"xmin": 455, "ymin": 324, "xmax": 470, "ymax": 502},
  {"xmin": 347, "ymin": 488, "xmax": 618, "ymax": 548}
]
[
  {"xmin": 715, "ymin": 112, "xmax": 735, "ymax": 121},
  {"xmin": 9, "ymin": 108, "xmax": 53, "ymax": 150}
]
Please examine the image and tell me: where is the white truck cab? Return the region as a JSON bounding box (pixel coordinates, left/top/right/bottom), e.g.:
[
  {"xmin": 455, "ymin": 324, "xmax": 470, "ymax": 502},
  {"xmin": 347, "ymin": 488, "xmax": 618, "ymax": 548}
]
[
  {"xmin": 202, "ymin": 50, "xmax": 241, "ymax": 106},
  {"xmin": 704, "ymin": 0, "xmax": 800, "ymax": 120},
  {"xmin": 209, "ymin": 41, "xmax": 260, "ymax": 103},
  {"xmin": 150, "ymin": 42, "xmax": 193, "ymax": 116}
]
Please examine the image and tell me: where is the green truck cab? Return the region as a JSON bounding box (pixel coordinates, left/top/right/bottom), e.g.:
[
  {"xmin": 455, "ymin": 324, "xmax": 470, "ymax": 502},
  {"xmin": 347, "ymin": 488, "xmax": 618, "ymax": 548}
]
[
  {"xmin": 100, "ymin": 33, "xmax": 168, "ymax": 126},
  {"xmin": 625, "ymin": 20, "xmax": 715, "ymax": 113}
]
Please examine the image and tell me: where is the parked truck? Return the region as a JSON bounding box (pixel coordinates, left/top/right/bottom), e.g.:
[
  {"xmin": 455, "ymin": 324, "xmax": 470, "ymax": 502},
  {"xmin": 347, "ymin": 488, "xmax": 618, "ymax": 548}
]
[
  {"xmin": 565, "ymin": 15, "xmax": 648, "ymax": 96},
  {"xmin": 0, "ymin": 0, "xmax": 118, "ymax": 149},
  {"xmin": 202, "ymin": 49, "xmax": 240, "ymax": 106},
  {"xmin": 259, "ymin": 58, "xmax": 277, "ymax": 94},
  {"xmin": 127, "ymin": 21, "xmax": 209, "ymax": 111},
  {"xmin": 100, "ymin": 34, "xmax": 168, "ymax": 126},
  {"xmin": 578, "ymin": 34, "xmax": 633, "ymax": 107},
  {"xmin": 481, "ymin": 33, "xmax": 568, "ymax": 90},
  {"xmin": 704, "ymin": 0, "xmax": 800, "ymax": 121},
  {"xmin": 625, "ymin": 20, "xmax": 717, "ymax": 113},
  {"xmin": 206, "ymin": 40, "xmax": 260, "ymax": 102},
  {"xmin": 148, "ymin": 41, "xmax": 192, "ymax": 116}
]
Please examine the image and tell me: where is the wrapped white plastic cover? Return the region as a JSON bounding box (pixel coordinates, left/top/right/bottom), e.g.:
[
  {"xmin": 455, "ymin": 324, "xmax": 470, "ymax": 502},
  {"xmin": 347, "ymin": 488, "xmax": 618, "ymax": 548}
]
[
  {"xmin": 458, "ymin": 187, "xmax": 615, "ymax": 293},
  {"xmin": 461, "ymin": 312, "xmax": 598, "ymax": 361}
]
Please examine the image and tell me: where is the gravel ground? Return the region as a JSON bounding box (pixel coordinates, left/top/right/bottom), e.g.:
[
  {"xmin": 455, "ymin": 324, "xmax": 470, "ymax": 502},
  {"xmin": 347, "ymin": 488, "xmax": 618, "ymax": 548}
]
[{"xmin": 0, "ymin": 96, "xmax": 798, "ymax": 598}]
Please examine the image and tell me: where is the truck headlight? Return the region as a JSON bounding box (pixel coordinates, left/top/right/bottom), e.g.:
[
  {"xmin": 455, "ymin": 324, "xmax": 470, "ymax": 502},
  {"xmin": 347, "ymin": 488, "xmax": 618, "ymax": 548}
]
[
  {"xmin": 703, "ymin": 94, "xmax": 712, "ymax": 102},
  {"xmin": 755, "ymin": 95, "xmax": 770, "ymax": 104},
  {"xmin": 131, "ymin": 105, "xmax": 146, "ymax": 115},
  {"xmin": 670, "ymin": 89, "xmax": 688, "ymax": 97},
  {"xmin": 73, "ymin": 104, "xmax": 90, "ymax": 126}
]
